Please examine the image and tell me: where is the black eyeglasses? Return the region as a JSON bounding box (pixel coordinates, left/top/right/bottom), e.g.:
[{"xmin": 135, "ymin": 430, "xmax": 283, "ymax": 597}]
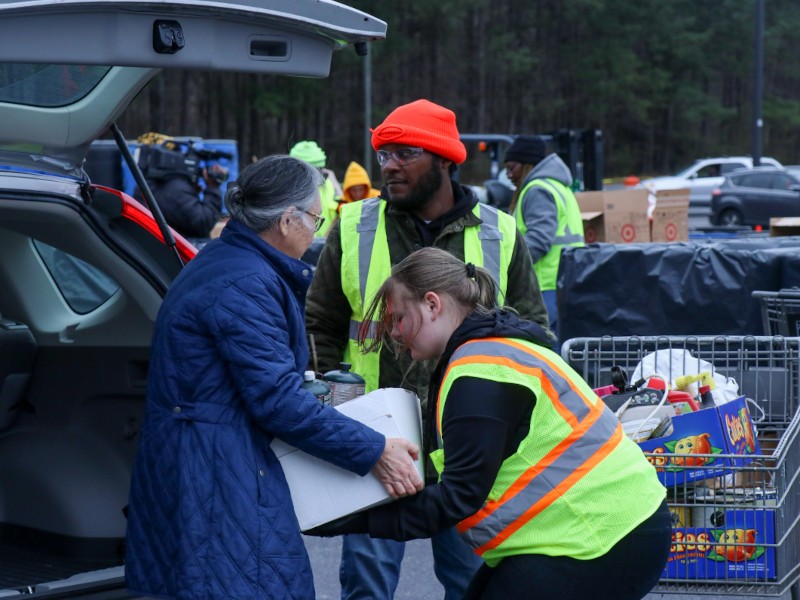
[
  {"xmin": 297, "ymin": 207, "xmax": 325, "ymax": 232},
  {"xmin": 376, "ymin": 147, "xmax": 427, "ymax": 167}
]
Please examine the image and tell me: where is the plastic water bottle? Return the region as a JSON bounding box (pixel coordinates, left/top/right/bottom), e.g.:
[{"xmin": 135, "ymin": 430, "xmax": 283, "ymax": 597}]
[
  {"xmin": 301, "ymin": 370, "xmax": 331, "ymax": 406},
  {"xmin": 322, "ymin": 362, "xmax": 365, "ymax": 407}
]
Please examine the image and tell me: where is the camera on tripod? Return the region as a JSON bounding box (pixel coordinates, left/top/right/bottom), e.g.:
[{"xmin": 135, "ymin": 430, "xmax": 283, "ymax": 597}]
[{"xmin": 136, "ymin": 139, "xmax": 232, "ymax": 185}]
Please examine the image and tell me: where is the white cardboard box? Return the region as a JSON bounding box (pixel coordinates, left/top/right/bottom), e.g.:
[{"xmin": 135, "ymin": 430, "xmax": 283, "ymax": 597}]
[{"xmin": 270, "ymin": 387, "xmax": 424, "ymax": 531}]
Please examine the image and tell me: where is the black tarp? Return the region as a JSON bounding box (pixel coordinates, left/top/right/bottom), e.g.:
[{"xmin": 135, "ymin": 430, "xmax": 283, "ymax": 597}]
[{"xmin": 557, "ymin": 236, "xmax": 800, "ymax": 340}]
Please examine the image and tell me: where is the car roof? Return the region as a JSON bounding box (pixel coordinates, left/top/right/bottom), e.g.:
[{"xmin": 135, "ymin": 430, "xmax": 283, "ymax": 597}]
[{"xmin": 0, "ymin": 0, "xmax": 386, "ymax": 171}]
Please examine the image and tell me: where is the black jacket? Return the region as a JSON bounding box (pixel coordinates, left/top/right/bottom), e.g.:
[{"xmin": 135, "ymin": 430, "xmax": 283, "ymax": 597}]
[
  {"xmin": 148, "ymin": 176, "xmax": 223, "ymax": 239},
  {"xmin": 311, "ymin": 310, "xmax": 552, "ymax": 541}
]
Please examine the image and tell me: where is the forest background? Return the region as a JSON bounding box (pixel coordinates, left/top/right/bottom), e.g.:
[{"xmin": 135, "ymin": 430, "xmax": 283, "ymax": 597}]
[{"xmin": 116, "ymin": 0, "xmax": 800, "ymax": 185}]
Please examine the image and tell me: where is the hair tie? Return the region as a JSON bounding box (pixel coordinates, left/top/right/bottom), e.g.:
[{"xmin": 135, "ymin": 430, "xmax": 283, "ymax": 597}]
[{"xmin": 465, "ymin": 263, "xmax": 476, "ymax": 279}]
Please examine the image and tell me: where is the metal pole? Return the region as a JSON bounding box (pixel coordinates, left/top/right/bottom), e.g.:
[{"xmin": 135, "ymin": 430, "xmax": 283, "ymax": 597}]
[
  {"xmin": 363, "ymin": 44, "xmax": 373, "ymax": 181},
  {"xmin": 752, "ymin": 0, "xmax": 764, "ymax": 166}
]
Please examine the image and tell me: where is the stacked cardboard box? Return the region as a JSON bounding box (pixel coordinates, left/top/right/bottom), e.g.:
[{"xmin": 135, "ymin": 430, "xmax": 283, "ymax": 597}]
[{"xmin": 575, "ymin": 188, "xmax": 689, "ymax": 243}]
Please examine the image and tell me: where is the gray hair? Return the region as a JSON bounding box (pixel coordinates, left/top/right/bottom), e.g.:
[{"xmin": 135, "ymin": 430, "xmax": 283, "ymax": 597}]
[{"xmin": 224, "ymin": 154, "xmax": 323, "ymax": 232}]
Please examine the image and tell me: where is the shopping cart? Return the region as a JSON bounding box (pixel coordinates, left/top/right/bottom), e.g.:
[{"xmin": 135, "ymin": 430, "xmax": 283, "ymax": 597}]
[
  {"xmin": 561, "ymin": 335, "xmax": 800, "ymax": 598},
  {"xmin": 753, "ymin": 289, "xmax": 800, "ymax": 337}
]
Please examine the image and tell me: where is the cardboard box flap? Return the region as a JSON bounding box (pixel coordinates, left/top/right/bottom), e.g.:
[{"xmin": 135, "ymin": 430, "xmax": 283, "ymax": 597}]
[{"xmin": 580, "ymin": 210, "xmax": 604, "ymax": 220}]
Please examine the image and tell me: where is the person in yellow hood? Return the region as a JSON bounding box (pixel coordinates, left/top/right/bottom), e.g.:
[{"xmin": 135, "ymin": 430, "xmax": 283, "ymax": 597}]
[{"xmin": 339, "ymin": 161, "xmax": 380, "ymax": 209}]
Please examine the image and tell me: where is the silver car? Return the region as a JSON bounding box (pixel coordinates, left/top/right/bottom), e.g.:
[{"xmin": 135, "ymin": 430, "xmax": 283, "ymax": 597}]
[
  {"xmin": 638, "ymin": 156, "xmax": 782, "ymax": 227},
  {"xmin": 0, "ymin": 1, "xmax": 385, "ymax": 597}
]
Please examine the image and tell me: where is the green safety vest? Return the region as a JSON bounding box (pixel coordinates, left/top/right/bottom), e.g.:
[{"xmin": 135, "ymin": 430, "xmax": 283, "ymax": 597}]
[
  {"xmin": 316, "ymin": 178, "xmax": 339, "ymax": 238},
  {"xmin": 433, "ymin": 337, "xmax": 665, "ymax": 566},
  {"xmin": 339, "ymin": 198, "xmax": 517, "ymax": 392},
  {"xmin": 513, "ymin": 178, "xmax": 584, "ymax": 291}
]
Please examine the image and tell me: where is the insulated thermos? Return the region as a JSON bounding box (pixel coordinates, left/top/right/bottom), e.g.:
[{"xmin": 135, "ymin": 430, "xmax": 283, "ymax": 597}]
[
  {"xmin": 301, "ymin": 370, "xmax": 331, "ymax": 406},
  {"xmin": 322, "ymin": 362, "xmax": 365, "ymax": 406}
]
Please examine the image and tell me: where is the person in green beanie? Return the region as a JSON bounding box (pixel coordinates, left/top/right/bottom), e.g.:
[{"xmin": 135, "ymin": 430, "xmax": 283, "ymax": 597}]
[{"xmin": 289, "ymin": 140, "xmax": 342, "ymax": 237}]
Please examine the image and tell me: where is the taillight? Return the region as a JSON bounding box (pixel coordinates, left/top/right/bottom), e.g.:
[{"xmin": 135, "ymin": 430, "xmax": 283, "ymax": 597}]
[
  {"xmin": 711, "ymin": 188, "xmax": 722, "ymax": 197},
  {"xmin": 111, "ymin": 189, "xmax": 198, "ymax": 264}
]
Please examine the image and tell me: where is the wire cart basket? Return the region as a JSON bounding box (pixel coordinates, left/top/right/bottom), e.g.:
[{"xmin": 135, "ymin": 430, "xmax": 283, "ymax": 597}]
[
  {"xmin": 561, "ymin": 336, "xmax": 800, "ymax": 598},
  {"xmin": 753, "ymin": 289, "xmax": 800, "ymax": 337}
]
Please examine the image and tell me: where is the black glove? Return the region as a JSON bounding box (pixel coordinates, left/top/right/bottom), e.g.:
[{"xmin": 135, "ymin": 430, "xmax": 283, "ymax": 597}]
[{"xmin": 302, "ymin": 511, "xmax": 369, "ymax": 537}]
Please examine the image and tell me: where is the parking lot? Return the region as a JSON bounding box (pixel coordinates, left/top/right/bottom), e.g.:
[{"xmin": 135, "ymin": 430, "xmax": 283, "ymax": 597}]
[{"xmin": 304, "ymin": 536, "xmax": 795, "ymax": 600}]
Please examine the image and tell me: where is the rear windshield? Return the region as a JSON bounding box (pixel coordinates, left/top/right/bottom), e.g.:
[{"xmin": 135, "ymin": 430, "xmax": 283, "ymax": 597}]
[{"xmin": 0, "ymin": 64, "xmax": 110, "ymax": 107}]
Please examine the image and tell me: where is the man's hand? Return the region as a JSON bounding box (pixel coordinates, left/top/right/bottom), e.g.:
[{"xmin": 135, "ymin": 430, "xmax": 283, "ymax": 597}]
[
  {"xmin": 372, "ymin": 438, "xmax": 423, "ymax": 498},
  {"xmin": 202, "ymin": 164, "xmax": 228, "ymax": 190}
]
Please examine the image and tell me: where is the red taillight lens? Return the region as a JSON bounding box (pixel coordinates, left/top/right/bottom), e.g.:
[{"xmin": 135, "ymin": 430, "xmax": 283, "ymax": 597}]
[
  {"xmin": 115, "ymin": 191, "xmax": 197, "ymax": 264},
  {"xmin": 711, "ymin": 188, "xmax": 721, "ymax": 197}
]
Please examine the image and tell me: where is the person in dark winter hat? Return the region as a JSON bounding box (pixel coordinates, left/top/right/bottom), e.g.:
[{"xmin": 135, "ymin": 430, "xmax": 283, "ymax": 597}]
[
  {"xmin": 504, "ymin": 135, "xmax": 585, "ymax": 347},
  {"xmin": 306, "ymin": 100, "xmax": 553, "ymax": 600},
  {"xmin": 504, "ymin": 134, "xmax": 548, "ymax": 166}
]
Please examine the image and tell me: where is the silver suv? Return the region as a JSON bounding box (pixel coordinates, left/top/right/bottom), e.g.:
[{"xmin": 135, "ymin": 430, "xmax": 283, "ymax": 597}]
[{"xmin": 0, "ymin": 0, "xmax": 385, "ymax": 597}]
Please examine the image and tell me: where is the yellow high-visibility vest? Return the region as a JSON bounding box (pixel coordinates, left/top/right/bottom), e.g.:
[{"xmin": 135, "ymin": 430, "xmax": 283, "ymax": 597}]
[
  {"xmin": 513, "ymin": 178, "xmax": 584, "ymax": 291},
  {"xmin": 339, "ymin": 198, "xmax": 517, "ymax": 392},
  {"xmin": 434, "ymin": 337, "xmax": 665, "ymax": 566}
]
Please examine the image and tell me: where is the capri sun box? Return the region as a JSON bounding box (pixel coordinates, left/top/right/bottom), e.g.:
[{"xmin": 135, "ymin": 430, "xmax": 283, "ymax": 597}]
[
  {"xmin": 271, "ymin": 387, "xmax": 424, "ymax": 531},
  {"xmin": 663, "ymin": 508, "xmax": 776, "ymax": 580},
  {"xmin": 638, "ymin": 396, "xmax": 761, "ymax": 487}
]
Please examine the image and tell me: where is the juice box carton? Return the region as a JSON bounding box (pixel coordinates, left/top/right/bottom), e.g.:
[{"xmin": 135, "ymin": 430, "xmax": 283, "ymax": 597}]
[
  {"xmin": 638, "ymin": 396, "xmax": 757, "ymax": 487},
  {"xmin": 663, "ymin": 508, "xmax": 776, "ymax": 580}
]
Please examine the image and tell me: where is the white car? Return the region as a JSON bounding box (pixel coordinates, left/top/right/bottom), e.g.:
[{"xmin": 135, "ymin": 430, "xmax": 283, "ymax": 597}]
[
  {"xmin": 638, "ymin": 156, "xmax": 782, "ymax": 227},
  {"xmin": 0, "ymin": 0, "xmax": 384, "ymax": 597}
]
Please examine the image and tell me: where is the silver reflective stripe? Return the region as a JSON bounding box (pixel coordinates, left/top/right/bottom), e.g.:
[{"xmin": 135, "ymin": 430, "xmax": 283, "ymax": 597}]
[
  {"xmin": 476, "ymin": 204, "xmax": 502, "ymax": 293},
  {"xmin": 463, "ymin": 410, "xmax": 619, "ymax": 549},
  {"xmin": 555, "ymin": 232, "xmax": 584, "ymax": 245},
  {"xmin": 356, "ymin": 199, "xmax": 381, "ymax": 305},
  {"xmin": 450, "ymin": 340, "xmax": 590, "ymax": 422},
  {"xmin": 349, "ymin": 319, "xmax": 377, "ymax": 341}
]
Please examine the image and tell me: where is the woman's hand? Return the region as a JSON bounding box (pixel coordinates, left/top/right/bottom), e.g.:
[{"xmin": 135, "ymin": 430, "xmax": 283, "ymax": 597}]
[{"xmin": 372, "ymin": 438, "xmax": 423, "ymax": 498}]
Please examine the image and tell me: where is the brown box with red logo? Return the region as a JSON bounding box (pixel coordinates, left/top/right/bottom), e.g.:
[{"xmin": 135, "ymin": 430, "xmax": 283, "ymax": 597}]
[
  {"xmin": 576, "ymin": 190, "xmax": 649, "ymax": 244},
  {"xmin": 651, "ymin": 188, "xmax": 690, "ymax": 242}
]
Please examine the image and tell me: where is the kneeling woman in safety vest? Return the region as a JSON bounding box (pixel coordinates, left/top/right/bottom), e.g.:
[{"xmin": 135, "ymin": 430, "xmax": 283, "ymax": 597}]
[{"xmin": 306, "ymin": 247, "xmax": 671, "ymax": 600}]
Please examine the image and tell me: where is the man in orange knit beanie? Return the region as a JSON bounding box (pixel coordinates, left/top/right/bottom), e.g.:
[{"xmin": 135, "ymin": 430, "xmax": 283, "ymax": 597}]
[{"xmin": 306, "ymin": 99, "xmax": 551, "ymax": 599}]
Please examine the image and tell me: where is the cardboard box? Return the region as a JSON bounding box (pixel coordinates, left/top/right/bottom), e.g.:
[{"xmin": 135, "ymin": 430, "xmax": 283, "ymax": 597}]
[
  {"xmin": 664, "ymin": 509, "xmax": 776, "ymax": 580},
  {"xmin": 639, "ymin": 397, "xmax": 760, "ymax": 487},
  {"xmin": 651, "ymin": 188, "xmax": 690, "ymax": 242},
  {"xmin": 271, "ymin": 387, "xmax": 424, "ymax": 531},
  {"xmin": 576, "ymin": 190, "xmax": 649, "ymax": 244},
  {"xmin": 769, "ymin": 217, "xmax": 800, "ymax": 237}
]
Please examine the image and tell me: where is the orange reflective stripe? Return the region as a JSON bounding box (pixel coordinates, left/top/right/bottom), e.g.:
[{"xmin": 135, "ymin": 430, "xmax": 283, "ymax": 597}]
[
  {"xmin": 496, "ymin": 337, "xmax": 598, "ymax": 416},
  {"xmin": 438, "ymin": 350, "xmax": 603, "ymax": 438},
  {"xmin": 470, "ymin": 421, "xmax": 624, "ymax": 555},
  {"xmin": 457, "ymin": 390, "xmax": 610, "ymax": 533}
]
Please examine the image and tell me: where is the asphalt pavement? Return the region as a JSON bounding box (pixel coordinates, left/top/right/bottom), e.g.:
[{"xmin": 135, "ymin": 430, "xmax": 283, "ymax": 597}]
[{"xmin": 303, "ymin": 535, "xmax": 794, "ymax": 600}]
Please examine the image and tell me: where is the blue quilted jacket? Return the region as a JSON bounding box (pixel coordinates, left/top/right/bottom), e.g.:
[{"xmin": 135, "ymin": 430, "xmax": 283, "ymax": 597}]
[{"xmin": 125, "ymin": 220, "xmax": 385, "ymax": 599}]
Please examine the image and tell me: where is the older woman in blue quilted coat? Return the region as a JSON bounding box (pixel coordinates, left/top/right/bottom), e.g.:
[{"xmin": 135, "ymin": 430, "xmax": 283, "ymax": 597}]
[{"xmin": 125, "ymin": 155, "xmax": 423, "ymax": 600}]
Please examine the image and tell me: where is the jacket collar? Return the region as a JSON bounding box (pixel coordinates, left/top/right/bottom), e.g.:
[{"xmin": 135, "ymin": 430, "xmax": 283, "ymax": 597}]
[
  {"xmin": 385, "ymin": 181, "xmax": 481, "ymax": 245},
  {"xmin": 219, "ymin": 219, "xmax": 314, "ymax": 296}
]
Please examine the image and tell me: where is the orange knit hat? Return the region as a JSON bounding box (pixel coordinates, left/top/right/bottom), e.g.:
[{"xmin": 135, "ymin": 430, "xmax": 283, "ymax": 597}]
[{"xmin": 371, "ymin": 99, "xmax": 467, "ymax": 164}]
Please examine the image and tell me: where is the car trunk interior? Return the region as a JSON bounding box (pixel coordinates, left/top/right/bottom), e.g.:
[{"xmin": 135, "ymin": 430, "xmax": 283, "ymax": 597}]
[{"xmin": 0, "ymin": 191, "xmax": 163, "ymax": 593}]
